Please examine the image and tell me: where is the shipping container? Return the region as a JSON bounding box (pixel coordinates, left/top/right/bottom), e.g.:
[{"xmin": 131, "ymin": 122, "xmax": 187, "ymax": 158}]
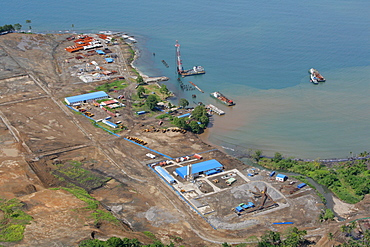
[{"xmin": 193, "ymin": 154, "xmax": 203, "ymax": 160}]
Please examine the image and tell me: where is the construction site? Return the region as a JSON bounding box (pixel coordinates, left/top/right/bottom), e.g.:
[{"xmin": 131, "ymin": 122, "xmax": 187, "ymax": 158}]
[{"xmin": 0, "ymin": 32, "xmax": 369, "ymax": 247}]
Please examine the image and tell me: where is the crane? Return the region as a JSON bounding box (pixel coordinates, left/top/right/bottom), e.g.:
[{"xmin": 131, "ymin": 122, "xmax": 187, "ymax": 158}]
[{"xmin": 175, "ymin": 40, "xmax": 183, "ymax": 74}]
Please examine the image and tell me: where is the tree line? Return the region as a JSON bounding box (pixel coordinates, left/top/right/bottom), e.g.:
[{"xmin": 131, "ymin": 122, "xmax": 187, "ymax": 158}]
[
  {"xmin": 0, "ymin": 23, "xmax": 21, "ymax": 33},
  {"xmin": 254, "ymin": 151, "xmax": 370, "ymax": 204}
]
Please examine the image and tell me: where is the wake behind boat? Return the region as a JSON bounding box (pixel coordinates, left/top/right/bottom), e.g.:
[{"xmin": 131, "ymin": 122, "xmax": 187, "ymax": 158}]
[{"xmin": 309, "ymin": 68, "xmax": 326, "ymax": 84}]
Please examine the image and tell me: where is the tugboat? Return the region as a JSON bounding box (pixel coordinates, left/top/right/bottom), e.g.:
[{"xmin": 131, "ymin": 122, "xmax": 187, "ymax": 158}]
[
  {"xmin": 309, "ymin": 68, "xmax": 325, "ymax": 84},
  {"xmin": 210, "ymin": 92, "xmax": 235, "ymax": 106}
]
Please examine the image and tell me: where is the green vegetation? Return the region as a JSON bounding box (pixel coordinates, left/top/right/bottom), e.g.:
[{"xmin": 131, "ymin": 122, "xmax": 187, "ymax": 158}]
[
  {"xmin": 52, "ymin": 160, "xmax": 119, "ymax": 226},
  {"xmin": 145, "ymin": 94, "xmax": 159, "ymax": 110},
  {"xmin": 143, "ymin": 231, "xmax": 158, "ymax": 241},
  {"xmin": 79, "ymin": 236, "xmax": 176, "ymax": 247},
  {"xmin": 291, "ymin": 175, "xmax": 327, "ymax": 204},
  {"xmin": 0, "ymin": 198, "xmax": 33, "ymax": 242},
  {"xmin": 94, "ymin": 80, "xmax": 128, "ymax": 92},
  {"xmin": 53, "ymin": 160, "xmax": 110, "ymax": 190},
  {"xmin": 94, "ymin": 121, "xmax": 126, "ymax": 134},
  {"xmin": 258, "ymin": 153, "xmax": 370, "ymax": 203},
  {"xmin": 156, "ymin": 113, "xmax": 173, "ymax": 120},
  {"xmin": 53, "ymin": 185, "xmax": 120, "ymax": 226},
  {"xmin": 57, "ymin": 185, "xmax": 99, "ymax": 210},
  {"xmin": 136, "ymin": 75, "xmax": 144, "ymax": 84},
  {"xmin": 132, "ymin": 84, "xmax": 170, "ymax": 113},
  {"xmin": 252, "ymin": 150, "xmax": 263, "ymax": 162},
  {"xmin": 170, "ymin": 105, "xmax": 209, "ymax": 134},
  {"xmin": 222, "ymin": 227, "xmax": 308, "ymax": 247},
  {"xmin": 319, "ymin": 208, "xmax": 335, "ymax": 222},
  {"xmin": 137, "ymin": 86, "xmax": 145, "ymax": 98},
  {"xmin": 338, "ymin": 221, "xmax": 370, "ymax": 247},
  {"xmin": 0, "ymin": 23, "xmax": 22, "ymax": 32},
  {"xmin": 128, "ymin": 46, "xmax": 135, "ymax": 63},
  {"xmin": 159, "ymin": 84, "xmax": 170, "ymax": 95},
  {"xmin": 91, "ymin": 209, "xmax": 120, "ymax": 226},
  {"xmin": 179, "ymin": 98, "xmax": 189, "ymax": 109}
]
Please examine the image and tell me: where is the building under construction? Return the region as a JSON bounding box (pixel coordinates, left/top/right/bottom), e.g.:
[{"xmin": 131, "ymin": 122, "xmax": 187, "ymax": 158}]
[{"xmin": 234, "ymin": 185, "xmax": 278, "ymax": 215}]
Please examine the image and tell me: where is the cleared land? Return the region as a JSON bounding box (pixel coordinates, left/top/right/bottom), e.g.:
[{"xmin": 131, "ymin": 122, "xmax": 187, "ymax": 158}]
[{"xmin": 0, "ymin": 33, "xmax": 369, "ymax": 247}]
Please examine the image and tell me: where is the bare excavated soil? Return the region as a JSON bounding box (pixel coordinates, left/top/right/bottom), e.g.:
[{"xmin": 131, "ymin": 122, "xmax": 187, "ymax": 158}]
[{"xmin": 0, "ymin": 33, "xmax": 369, "ymax": 247}]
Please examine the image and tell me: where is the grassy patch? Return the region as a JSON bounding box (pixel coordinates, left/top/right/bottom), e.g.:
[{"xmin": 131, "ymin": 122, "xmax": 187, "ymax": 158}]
[
  {"xmin": 0, "ymin": 198, "xmax": 33, "ymax": 242},
  {"xmin": 57, "ymin": 186, "xmax": 99, "ymax": 210},
  {"xmin": 94, "ymin": 121, "xmax": 125, "ymax": 133},
  {"xmin": 51, "ymin": 161, "xmax": 121, "ymax": 225},
  {"xmin": 155, "ymin": 113, "xmax": 170, "ymax": 119},
  {"xmin": 91, "ymin": 209, "xmax": 119, "ymax": 225},
  {"xmin": 52, "ymin": 161, "xmax": 110, "ymax": 190},
  {"xmin": 143, "ymin": 231, "xmax": 157, "ymax": 241},
  {"xmin": 53, "ymin": 161, "xmax": 110, "ymax": 190},
  {"xmin": 53, "ymin": 186, "xmax": 120, "ymax": 227},
  {"xmin": 94, "ymin": 80, "xmax": 128, "ymax": 93}
]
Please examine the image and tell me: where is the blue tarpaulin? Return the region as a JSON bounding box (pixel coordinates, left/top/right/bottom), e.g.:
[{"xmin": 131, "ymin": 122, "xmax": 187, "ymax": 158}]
[{"xmin": 105, "ymin": 58, "xmax": 114, "ymax": 63}]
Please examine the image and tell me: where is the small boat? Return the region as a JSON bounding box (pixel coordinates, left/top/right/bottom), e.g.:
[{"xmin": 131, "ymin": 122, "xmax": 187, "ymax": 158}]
[{"xmin": 309, "ymin": 68, "xmax": 325, "ymax": 84}]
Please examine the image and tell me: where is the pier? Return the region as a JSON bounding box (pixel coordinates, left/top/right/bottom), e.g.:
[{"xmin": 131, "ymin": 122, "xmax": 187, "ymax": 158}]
[
  {"xmin": 189, "ymin": 81, "xmax": 204, "ymax": 93},
  {"xmin": 206, "ymin": 104, "xmax": 225, "ymax": 115}
]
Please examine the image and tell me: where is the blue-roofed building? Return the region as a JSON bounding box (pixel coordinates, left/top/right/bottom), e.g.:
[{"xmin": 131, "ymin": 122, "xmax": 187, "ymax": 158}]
[
  {"xmin": 65, "ymin": 91, "xmax": 109, "ymax": 105},
  {"xmin": 297, "ymin": 183, "xmax": 306, "ymax": 189},
  {"xmin": 154, "ymin": 166, "xmax": 176, "ymax": 184},
  {"xmin": 235, "ymin": 206, "xmax": 243, "ymax": 212},
  {"xmin": 175, "ymin": 159, "xmax": 224, "ymax": 179},
  {"xmin": 102, "ymin": 120, "xmax": 117, "ymax": 128},
  {"xmin": 105, "ymin": 57, "xmax": 114, "ymax": 63},
  {"xmin": 177, "ymin": 113, "xmax": 191, "ymax": 118},
  {"xmin": 96, "ymin": 50, "xmax": 106, "ymax": 55},
  {"xmin": 276, "ymin": 174, "xmax": 288, "ymax": 182}
]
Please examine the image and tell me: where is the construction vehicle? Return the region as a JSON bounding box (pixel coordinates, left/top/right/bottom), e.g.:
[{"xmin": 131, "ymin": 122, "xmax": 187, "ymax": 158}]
[{"xmin": 85, "ymin": 112, "xmax": 94, "ymax": 117}]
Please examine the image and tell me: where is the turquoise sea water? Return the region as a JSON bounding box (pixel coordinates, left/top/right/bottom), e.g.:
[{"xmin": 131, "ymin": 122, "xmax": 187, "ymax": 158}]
[{"xmin": 2, "ymin": 0, "xmax": 369, "ymax": 159}]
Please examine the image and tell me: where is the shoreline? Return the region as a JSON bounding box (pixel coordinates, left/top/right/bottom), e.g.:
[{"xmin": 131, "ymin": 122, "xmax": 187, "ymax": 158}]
[
  {"xmin": 1, "ymin": 31, "xmax": 368, "ymax": 246},
  {"xmin": 130, "ymin": 39, "xmax": 370, "ymax": 163}
]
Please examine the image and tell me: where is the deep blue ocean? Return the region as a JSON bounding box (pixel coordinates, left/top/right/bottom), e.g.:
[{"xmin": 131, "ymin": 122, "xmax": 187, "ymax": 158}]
[{"xmin": 2, "ymin": 0, "xmax": 369, "ymax": 159}]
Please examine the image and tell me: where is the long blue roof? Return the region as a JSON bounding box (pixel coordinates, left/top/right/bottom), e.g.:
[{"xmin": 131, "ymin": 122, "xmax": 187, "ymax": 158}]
[
  {"xmin": 175, "ymin": 159, "xmax": 223, "ymax": 179},
  {"xmin": 155, "ymin": 166, "xmax": 175, "ymax": 183},
  {"xmin": 65, "ymin": 91, "xmax": 108, "ymax": 104}
]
